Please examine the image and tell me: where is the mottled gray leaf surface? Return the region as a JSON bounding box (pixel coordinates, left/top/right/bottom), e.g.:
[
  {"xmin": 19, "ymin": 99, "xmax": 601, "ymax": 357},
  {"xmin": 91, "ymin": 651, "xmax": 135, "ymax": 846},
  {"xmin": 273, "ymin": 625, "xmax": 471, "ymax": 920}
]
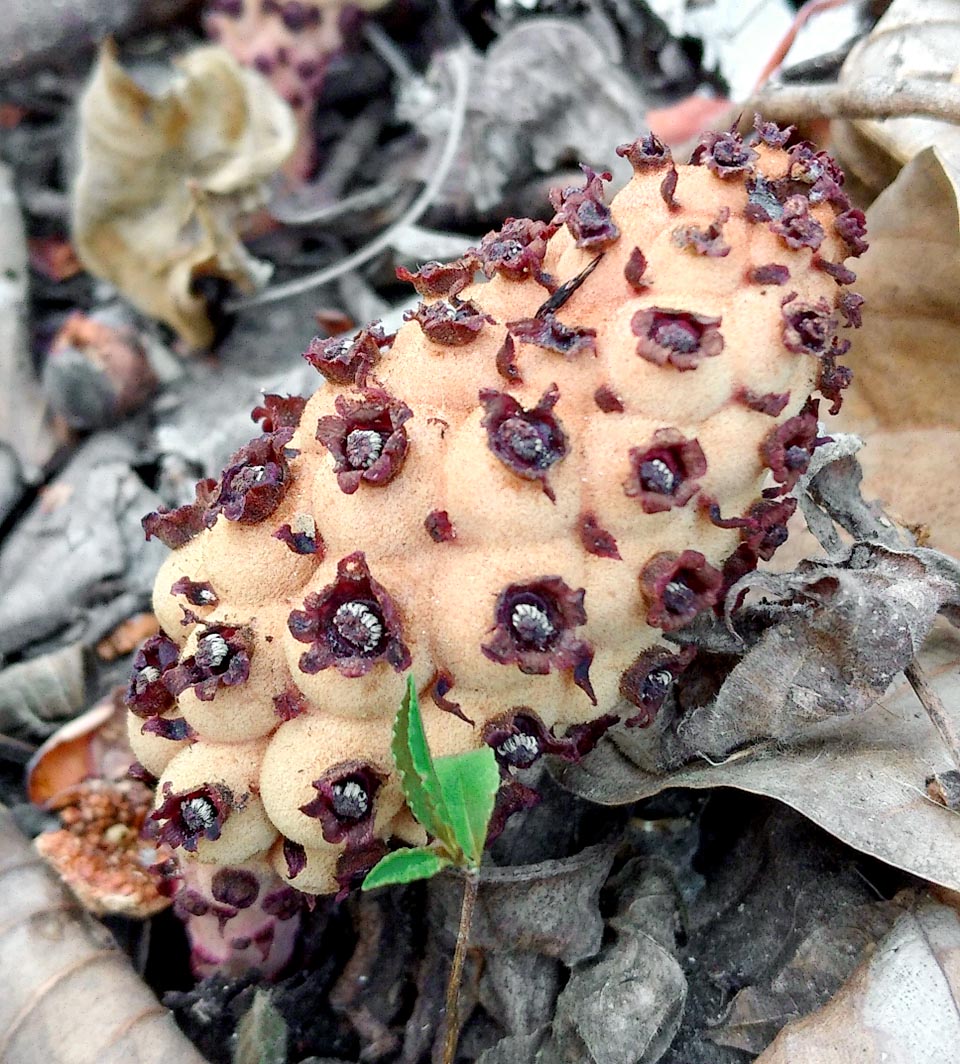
[{"xmin": 558, "ymin": 624, "xmax": 960, "ymax": 891}]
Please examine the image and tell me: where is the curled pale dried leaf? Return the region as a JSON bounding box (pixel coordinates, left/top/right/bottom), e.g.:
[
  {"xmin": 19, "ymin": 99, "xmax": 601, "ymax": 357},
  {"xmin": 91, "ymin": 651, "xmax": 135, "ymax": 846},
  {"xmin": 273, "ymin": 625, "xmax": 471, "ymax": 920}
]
[
  {"xmin": 72, "ymin": 42, "xmax": 296, "ymax": 349},
  {"xmin": 756, "ymin": 898, "xmax": 960, "ymax": 1064}
]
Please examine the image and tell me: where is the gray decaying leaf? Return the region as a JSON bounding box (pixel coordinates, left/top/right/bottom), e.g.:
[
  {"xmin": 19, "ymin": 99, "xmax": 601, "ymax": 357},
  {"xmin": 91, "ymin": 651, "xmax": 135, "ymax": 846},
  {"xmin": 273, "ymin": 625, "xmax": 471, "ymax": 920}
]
[
  {"xmin": 0, "ymin": 643, "xmax": 87, "ymax": 742},
  {"xmin": 657, "ymin": 541, "xmax": 960, "ymax": 767},
  {"xmin": 557, "ymin": 623, "xmax": 960, "ymax": 892},
  {"xmin": 479, "ymin": 951, "xmax": 563, "ymax": 1040},
  {"xmin": 396, "ymin": 18, "xmax": 645, "ymax": 214},
  {"xmin": 0, "ymin": 163, "xmax": 55, "ymax": 480},
  {"xmin": 233, "ymin": 989, "xmax": 288, "ymax": 1064},
  {"xmin": 0, "ymin": 433, "xmax": 165, "ymax": 656},
  {"xmin": 431, "ymin": 843, "xmax": 616, "ymax": 967}
]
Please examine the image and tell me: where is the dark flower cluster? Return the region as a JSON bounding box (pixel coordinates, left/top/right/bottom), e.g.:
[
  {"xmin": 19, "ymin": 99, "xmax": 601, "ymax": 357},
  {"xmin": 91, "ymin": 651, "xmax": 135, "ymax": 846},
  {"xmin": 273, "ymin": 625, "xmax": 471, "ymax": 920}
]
[
  {"xmin": 302, "ymin": 322, "xmax": 391, "ymax": 386},
  {"xmin": 315, "ymin": 388, "xmax": 412, "ymax": 495},
  {"xmin": 548, "ymin": 165, "xmax": 620, "ymax": 250},
  {"xmin": 288, "ymin": 551, "xmax": 411, "ymax": 678},
  {"xmin": 632, "ymin": 307, "xmax": 724, "ymax": 370},
  {"xmin": 481, "ymin": 576, "xmax": 596, "ymax": 703},
  {"xmin": 479, "ymin": 384, "xmax": 569, "ymax": 501},
  {"xmin": 404, "ymin": 298, "xmax": 492, "ymax": 346},
  {"xmin": 299, "ymin": 760, "xmax": 387, "ymax": 845},
  {"xmin": 623, "ymin": 429, "xmax": 707, "ymax": 513},
  {"xmin": 164, "ymin": 623, "xmax": 254, "ymax": 702},
  {"xmin": 616, "ymin": 132, "xmax": 673, "ymax": 172},
  {"xmin": 619, "ymin": 644, "xmax": 696, "ymax": 728},
  {"xmin": 640, "ymin": 550, "xmax": 723, "ymax": 631}
]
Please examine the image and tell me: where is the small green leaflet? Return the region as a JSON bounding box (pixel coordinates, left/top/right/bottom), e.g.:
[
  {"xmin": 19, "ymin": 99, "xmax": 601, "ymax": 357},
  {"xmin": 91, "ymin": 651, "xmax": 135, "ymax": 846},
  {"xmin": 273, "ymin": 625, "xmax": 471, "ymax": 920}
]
[
  {"xmin": 433, "ymin": 748, "xmax": 500, "ymax": 866},
  {"xmin": 390, "ymin": 675, "xmax": 457, "ymax": 850},
  {"xmin": 362, "ymin": 846, "xmax": 453, "ymax": 890},
  {"xmin": 363, "ymin": 675, "xmax": 500, "ymax": 891}
]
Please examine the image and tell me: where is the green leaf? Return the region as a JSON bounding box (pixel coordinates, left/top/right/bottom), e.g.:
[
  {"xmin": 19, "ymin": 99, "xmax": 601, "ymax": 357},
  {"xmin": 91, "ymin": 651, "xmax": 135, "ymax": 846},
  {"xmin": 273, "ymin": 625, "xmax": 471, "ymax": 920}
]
[
  {"xmin": 391, "ymin": 675, "xmax": 457, "ymax": 851},
  {"xmin": 361, "ymin": 846, "xmax": 453, "ymax": 890},
  {"xmin": 232, "ymin": 989, "xmax": 287, "ymax": 1064},
  {"xmin": 433, "ymin": 746, "xmax": 500, "ymax": 866}
]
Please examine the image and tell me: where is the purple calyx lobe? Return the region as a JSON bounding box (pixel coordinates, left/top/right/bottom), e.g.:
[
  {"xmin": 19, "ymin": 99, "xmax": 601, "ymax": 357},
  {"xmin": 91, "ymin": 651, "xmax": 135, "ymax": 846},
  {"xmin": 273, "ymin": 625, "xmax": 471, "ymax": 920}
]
[
  {"xmin": 479, "ymin": 384, "xmax": 568, "ymax": 502},
  {"xmin": 672, "ymin": 208, "xmax": 731, "ymax": 257},
  {"xmin": 577, "ymin": 511, "xmax": 621, "ymax": 560},
  {"xmin": 315, "ymin": 388, "xmax": 412, "ymax": 495},
  {"xmin": 396, "ymin": 256, "xmax": 479, "ymax": 298},
  {"xmin": 482, "ymin": 576, "xmax": 596, "ymax": 703},
  {"xmin": 506, "ymin": 313, "xmax": 597, "ymax": 359},
  {"xmin": 624, "ymin": 428, "xmax": 707, "ymax": 513},
  {"xmin": 251, "ymin": 393, "xmax": 308, "ymax": 433},
  {"xmin": 288, "ymin": 551, "xmax": 411, "ymax": 678}
]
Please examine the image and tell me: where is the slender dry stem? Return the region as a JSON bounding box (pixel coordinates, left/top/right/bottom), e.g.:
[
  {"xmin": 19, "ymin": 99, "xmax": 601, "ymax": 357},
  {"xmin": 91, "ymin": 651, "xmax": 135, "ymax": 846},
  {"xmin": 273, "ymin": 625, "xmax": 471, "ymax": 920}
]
[
  {"xmin": 441, "ymin": 868, "xmax": 479, "ymax": 1064},
  {"xmin": 745, "ymin": 77, "xmax": 960, "ymax": 126},
  {"xmin": 906, "ymin": 659, "xmax": 960, "ymax": 774}
]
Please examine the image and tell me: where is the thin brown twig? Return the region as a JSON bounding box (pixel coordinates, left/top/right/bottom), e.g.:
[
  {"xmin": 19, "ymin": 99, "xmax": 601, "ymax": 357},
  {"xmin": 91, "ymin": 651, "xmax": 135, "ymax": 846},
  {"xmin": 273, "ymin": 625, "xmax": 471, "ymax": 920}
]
[
  {"xmin": 441, "ymin": 868, "xmax": 479, "ymax": 1064},
  {"xmin": 905, "ymin": 659, "xmax": 960, "ymax": 774},
  {"xmin": 745, "ymin": 77, "xmax": 960, "ymax": 127}
]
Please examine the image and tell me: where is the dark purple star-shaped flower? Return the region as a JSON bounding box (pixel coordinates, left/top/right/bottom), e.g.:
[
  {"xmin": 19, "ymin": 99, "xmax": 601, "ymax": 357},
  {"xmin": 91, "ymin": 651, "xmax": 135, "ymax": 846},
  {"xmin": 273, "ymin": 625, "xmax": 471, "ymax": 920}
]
[
  {"xmin": 315, "ymin": 388, "xmax": 412, "ymax": 495},
  {"xmin": 549, "ymin": 165, "xmax": 620, "ymax": 250},
  {"xmin": 690, "ymin": 129, "xmax": 758, "ymax": 178},
  {"xmin": 163, "ymin": 622, "xmax": 253, "ymax": 702},
  {"xmin": 395, "ymin": 255, "xmax": 480, "ymax": 298},
  {"xmin": 299, "ymin": 760, "xmax": 387, "ymax": 845},
  {"xmin": 835, "ymin": 209, "xmax": 869, "ymax": 257},
  {"xmin": 212, "ymin": 430, "xmax": 296, "ymax": 525},
  {"xmin": 741, "ymin": 496, "xmax": 798, "ymax": 561},
  {"xmin": 506, "ymin": 313, "xmax": 597, "ymax": 359},
  {"xmin": 640, "ymin": 550, "xmax": 723, "ymax": 632},
  {"xmin": 632, "ymin": 308, "xmax": 724, "ymax": 371},
  {"xmin": 302, "ymin": 322, "xmax": 391, "ymax": 386},
  {"xmin": 124, "ymin": 633, "xmax": 180, "ymax": 718},
  {"xmin": 781, "ymin": 295, "xmax": 838, "ymax": 356},
  {"xmin": 404, "ymin": 298, "xmax": 493, "ymax": 346},
  {"xmin": 482, "ymin": 708, "xmax": 617, "ymax": 774},
  {"xmin": 142, "ymin": 477, "xmax": 219, "ymax": 548},
  {"xmin": 619, "ymin": 644, "xmax": 696, "ymax": 728},
  {"xmin": 481, "ymin": 576, "xmax": 596, "ymax": 703},
  {"xmin": 274, "ymin": 516, "xmax": 324, "ymax": 556},
  {"xmin": 250, "ymin": 393, "xmax": 308, "ymax": 433},
  {"xmin": 623, "ymin": 428, "xmax": 708, "ymax": 513},
  {"xmin": 479, "ymin": 384, "xmax": 569, "ymax": 502},
  {"xmin": 816, "ymin": 354, "xmax": 853, "ymax": 415},
  {"xmin": 753, "ymin": 114, "xmax": 794, "ymax": 148},
  {"xmin": 170, "ymin": 577, "xmax": 219, "ymax": 609},
  {"xmin": 616, "ymin": 132, "xmax": 673, "ymax": 172},
  {"xmin": 761, "ymin": 398, "xmax": 822, "ymax": 493},
  {"xmin": 474, "ymin": 217, "xmax": 557, "ymax": 286},
  {"xmin": 288, "ymin": 551, "xmax": 411, "ymax": 678},
  {"xmin": 148, "ymin": 781, "xmax": 233, "ymax": 853},
  {"xmin": 770, "ymin": 195, "xmax": 824, "ymax": 251}
]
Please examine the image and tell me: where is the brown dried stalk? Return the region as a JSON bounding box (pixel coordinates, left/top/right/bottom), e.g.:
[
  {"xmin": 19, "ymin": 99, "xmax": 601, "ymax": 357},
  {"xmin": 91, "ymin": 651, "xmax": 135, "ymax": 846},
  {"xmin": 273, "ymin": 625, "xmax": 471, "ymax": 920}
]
[{"xmin": 905, "ymin": 660, "xmax": 960, "ymax": 776}]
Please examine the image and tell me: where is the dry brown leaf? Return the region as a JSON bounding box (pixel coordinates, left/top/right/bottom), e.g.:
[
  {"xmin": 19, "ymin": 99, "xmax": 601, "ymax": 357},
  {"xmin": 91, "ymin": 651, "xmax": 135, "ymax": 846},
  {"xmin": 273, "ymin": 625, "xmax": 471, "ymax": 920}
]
[
  {"xmin": 556, "ymin": 623, "xmax": 960, "ymax": 892},
  {"xmin": 72, "ymin": 42, "xmax": 296, "ymax": 349},
  {"xmin": 0, "ymin": 804, "xmax": 205, "ymax": 1064},
  {"xmin": 834, "ymin": 146, "xmax": 960, "ymax": 556},
  {"xmin": 833, "ymin": 0, "xmax": 960, "ymax": 194},
  {"xmin": 756, "ymin": 897, "xmax": 960, "ymax": 1063}
]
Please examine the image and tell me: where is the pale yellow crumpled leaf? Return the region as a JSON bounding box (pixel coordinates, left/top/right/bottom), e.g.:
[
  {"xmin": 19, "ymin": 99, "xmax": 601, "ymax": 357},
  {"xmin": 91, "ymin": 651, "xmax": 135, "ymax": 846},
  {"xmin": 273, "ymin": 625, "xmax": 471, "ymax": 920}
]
[
  {"xmin": 833, "ymin": 0, "xmax": 960, "ymax": 195},
  {"xmin": 72, "ymin": 42, "xmax": 296, "ymax": 349},
  {"xmin": 835, "ymin": 146, "xmax": 960, "ymax": 557},
  {"xmin": 756, "ymin": 897, "xmax": 960, "ymax": 1064}
]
